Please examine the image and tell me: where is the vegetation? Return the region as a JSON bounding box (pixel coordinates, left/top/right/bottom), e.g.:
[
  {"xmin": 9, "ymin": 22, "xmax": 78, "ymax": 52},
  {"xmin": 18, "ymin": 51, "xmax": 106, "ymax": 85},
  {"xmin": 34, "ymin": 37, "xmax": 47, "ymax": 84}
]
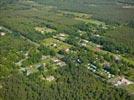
[
  {"xmin": 0, "ymin": 0, "xmax": 134, "ymax": 100},
  {"xmin": 0, "ymin": 65, "xmax": 131, "ymax": 100},
  {"xmin": 33, "ymin": 0, "xmax": 134, "ymax": 23}
]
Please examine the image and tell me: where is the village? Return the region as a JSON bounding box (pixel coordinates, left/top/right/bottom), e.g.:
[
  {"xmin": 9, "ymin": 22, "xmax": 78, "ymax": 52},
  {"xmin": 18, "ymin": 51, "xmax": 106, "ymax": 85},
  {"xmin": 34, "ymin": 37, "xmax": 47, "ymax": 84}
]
[
  {"xmin": 0, "ymin": 24, "xmax": 129, "ymax": 89},
  {"xmin": 0, "ymin": 0, "xmax": 134, "ymax": 95},
  {"xmin": 1, "ymin": 24, "xmax": 134, "ymax": 88}
]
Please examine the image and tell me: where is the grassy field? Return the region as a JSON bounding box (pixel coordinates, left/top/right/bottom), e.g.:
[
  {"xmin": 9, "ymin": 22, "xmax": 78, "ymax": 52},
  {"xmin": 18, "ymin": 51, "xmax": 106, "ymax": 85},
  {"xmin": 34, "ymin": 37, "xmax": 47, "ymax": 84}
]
[
  {"xmin": 75, "ymin": 18, "xmax": 106, "ymax": 26},
  {"xmin": 42, "ymin": 38, "xmax": 72, "ymax": 52},
  {"xmin": 35, "ymin": 27, "xmax": 56, "ymax": 34},
  {"xmin": 125, "ymin": 84, "xmax": 134, "ymax": 94},
  {"xmin": 104, "ymin": 26, "xmax": 134, "ymax": 59}
]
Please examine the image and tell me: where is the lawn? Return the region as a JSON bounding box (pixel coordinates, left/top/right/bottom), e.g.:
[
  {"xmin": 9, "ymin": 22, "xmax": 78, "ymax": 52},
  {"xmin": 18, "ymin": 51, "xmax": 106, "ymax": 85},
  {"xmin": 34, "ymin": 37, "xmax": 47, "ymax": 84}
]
[
  {"xmin": 42, "ymin": 38, "xmax": 72, "ymax": 52},
  {"xmin": 35, "ymin": 27, "xmax": 56, "ymax": 34},
  {"xmin": 125, "ymin": 84, "xmax": 134, "ymax": 94},
  {"xmin": 75, "ymin": 18, "xmax": 106, "ymax": 26}
]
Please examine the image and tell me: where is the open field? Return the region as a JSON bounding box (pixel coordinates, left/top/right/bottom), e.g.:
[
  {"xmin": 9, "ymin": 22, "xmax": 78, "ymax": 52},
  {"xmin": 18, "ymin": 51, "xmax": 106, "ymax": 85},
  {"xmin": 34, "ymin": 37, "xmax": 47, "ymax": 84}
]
[
  {"xmin": 75, "ymin": 18, "xmax": 106, "ymax": 26},
  {"xmin": 42, "ymin": 38, "xmax": 72, "ymax": 52},
  {"xmin": 35, "ymin": 27, "xmax": 56, "ymax": 34}
]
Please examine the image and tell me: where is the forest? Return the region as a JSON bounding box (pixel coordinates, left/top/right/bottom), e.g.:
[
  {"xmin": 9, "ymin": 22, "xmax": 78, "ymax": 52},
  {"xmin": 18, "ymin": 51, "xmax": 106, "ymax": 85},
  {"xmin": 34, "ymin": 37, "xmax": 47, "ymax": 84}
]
[{"xmin": 0, "ymin": 0, "xmax": 134, "ymax": 100}]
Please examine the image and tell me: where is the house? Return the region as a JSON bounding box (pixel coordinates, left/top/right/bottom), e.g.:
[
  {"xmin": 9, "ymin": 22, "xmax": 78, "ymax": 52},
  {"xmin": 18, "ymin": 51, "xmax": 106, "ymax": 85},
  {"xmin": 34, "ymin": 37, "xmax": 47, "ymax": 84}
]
[
  {"xmin": 96, "ymin": 44, "xmax": 103, "ymax": 49},
  {"xmin": 81, "ymin": 43, "xmax": 86, "ymax": 47},
  {"xmin": 26, "ymin": 69, "xmax": 32, "ymax": 76},
  {"xmin": 59, "ymin": 37, "xmax": 66, "ymax": 41},
  {"xmin": 29, "ymin": 65, "xmax": 33, "ymax": 68},
  {"xmin": 41, "ymin": 31, "xmax": 44, "ymax": 34},
  {"xmin": 90, "ymin": 63, "xmax": 97, "ymax": 69},
  {"xmin": 53, "ymin": 58, "xmax": 66, "ymax": 67},
  {"xmin": 56, "ymin": 62, "xmax": 66, "ymax": 67},
  {"xmin": 53, "ymin": 43, "xmax": 57, "ymax": 47},
  {"xmin": 35, "ymin": 64, "xmax": 42, "ymax": 69},
  {"xmin": 82, "ymin": 39, "xmax": 89, "ymax": 43},
  {"xmin": 25, "ymin": 52, "xmax": 29, "ymax": 57},
  {"xmin": 108, "ymin": 74, "xmax": 112, "ymax": 78},
  {"xmin": 56, "ymin": 54, "xmax": 65, "ymax": 59},
  {"xmin": 0, "ymin": 32, "xmax": 6, "ymax": 36},
  {"xmin": 19, "ymin": 67, "xmax": 26, "ymax": 72},
  {"xmin": 53, "ymin": 59, "xmax": 60, "ymax": 63},
  {"xmin": 41, "ymin": 56, "xmax": 48, "ymax": 60},
  {"xmin": 103, "ymin": 62, "xmax": 111, "ymax": 71},
  {"xmin": 64, "ymin": 48, "xmax": 70, "ymax": 52},
  {"xmin": 46, "ymin": 76, "xmax": 55, "ymax": 82},
  {"xmin": 40, "ymin": 75, "xmax": 45, "ymax": 80},
  {"xmin": 114, "ymin": 55, "xmax": 121, "ymax": 62},
  {"xmin": 59, "ymin": 33, "xmax": 66, "ymax": 37},
  {"xmin": 43, "ymin": 63, "xmax": 46, "ymax": 67},
  {"xmin": 114, "ymin": 76, "xmax": 134, "ymax": 86},
  {"xmin": 94, "ymin": 34, "xmax": 100, "ymax": 37}
]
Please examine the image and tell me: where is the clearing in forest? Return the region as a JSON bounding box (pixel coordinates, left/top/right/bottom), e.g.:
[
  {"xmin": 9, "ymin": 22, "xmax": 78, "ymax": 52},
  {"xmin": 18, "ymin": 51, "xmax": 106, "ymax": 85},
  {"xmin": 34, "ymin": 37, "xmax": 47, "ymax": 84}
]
[{"xmin": 42, "ymin": 38, "xmax": 72, "ymax": 52}]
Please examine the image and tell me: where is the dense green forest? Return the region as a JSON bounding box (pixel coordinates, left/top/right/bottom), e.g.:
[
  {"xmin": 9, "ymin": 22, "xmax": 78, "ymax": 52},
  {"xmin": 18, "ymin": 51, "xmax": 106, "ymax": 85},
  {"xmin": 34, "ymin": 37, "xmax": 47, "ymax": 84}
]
[
  {"xmin": 0, "ymin": 0, "xmax": 134, "ymax": 100},
  {"xmin": 0, "ymin": 65, "xmax": 132, "ymax": 100},
  {"xmin": 33, "ymin": 0, "xmax": 134, "ymax": 23}
]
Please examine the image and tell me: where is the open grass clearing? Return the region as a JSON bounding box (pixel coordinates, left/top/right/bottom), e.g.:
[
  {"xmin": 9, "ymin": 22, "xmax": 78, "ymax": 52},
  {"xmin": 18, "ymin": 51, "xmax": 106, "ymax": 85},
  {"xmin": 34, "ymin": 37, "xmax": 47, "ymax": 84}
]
[
  {"xmin": 35, "ymin": 27, "xmax": 56, "ymax": 33},
  {"xmin": 58, "ymin": 10, "xmax": 92, "ymax": 19},
  {"xmin": 75, "ymin": 17, "xmax": 106, "ymax": 26},
  {"xmin": 125, "ymin": 84, "xmax": 134, "ymax": 94},
  {"xmin": 42, "ymin": 38, "xmax": 72, "ymax": 52}
]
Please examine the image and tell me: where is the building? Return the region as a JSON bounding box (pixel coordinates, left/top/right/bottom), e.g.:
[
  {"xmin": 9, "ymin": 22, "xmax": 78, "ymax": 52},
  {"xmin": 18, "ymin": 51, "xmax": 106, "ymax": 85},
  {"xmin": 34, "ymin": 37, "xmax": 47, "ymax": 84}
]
[
  {"xmin": 113, "ymin": 76, "xmax": 134, "ymax": 86},
  {"xmin": 46, "ymin": 76, "xmax": 55, "ymax": 82},
  {"xmin": 0, "ymin": 32, "xmax": 6, "ymax": 36}
]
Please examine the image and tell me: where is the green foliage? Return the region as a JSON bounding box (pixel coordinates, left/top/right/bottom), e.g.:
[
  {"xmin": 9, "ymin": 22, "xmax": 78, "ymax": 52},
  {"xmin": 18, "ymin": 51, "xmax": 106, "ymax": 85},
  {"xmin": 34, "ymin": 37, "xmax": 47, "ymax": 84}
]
[
  {"xmin": 0, "ymin": 31, "xmax": 32, "ymax": 78},
  {"xmin": 0, "ymin": 65, "xmax": 131, "ymax": 100},
  {"xmin": 0, "ymin": 0, "xmax": 134, "ymax": 99},
  {"xmin": 33, "ymin": 0, "xmax": 134, "ymax": 23},
  {"xmin": 38, "ymin": 45, "xmax": 56, "ymax": 56},
  {"xmin": 128, "ymin": 20, "xmax": 134, "ymax": 28}
]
